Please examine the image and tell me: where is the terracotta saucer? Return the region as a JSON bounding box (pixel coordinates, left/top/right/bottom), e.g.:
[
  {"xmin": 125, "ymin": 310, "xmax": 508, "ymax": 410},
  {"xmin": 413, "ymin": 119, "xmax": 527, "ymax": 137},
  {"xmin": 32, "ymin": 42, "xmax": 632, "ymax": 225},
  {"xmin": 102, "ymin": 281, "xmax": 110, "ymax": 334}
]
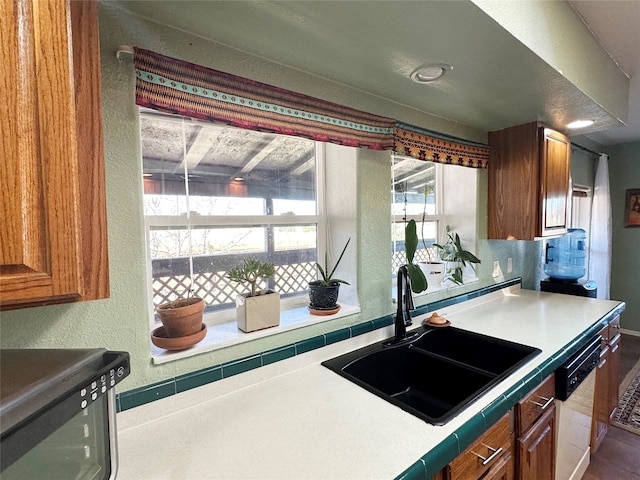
[
  {"xmin": 308, "ymin": 304, "xmax": 341, "ymax": 316},
  {"xmin": 151, "ymin": 323, "xmax": 207, "ymax": 350}
]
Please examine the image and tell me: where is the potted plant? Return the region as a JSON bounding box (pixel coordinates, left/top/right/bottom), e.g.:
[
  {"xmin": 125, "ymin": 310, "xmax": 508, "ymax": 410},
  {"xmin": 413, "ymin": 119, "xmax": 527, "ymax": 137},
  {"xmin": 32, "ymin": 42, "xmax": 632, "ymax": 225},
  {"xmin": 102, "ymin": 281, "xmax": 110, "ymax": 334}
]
[
  {"xmin": 308, "ymin": 238, "xmax": 350, "ymax": 314},
  {"xmin": 226, "ymin": 257, "xmax": 280, "ymax": 332},
  {"xmin": 152, "ymin": 292, "xmax": 207, "ymax": 350},
  {"xmin": 156, "ymin": 293, "xmax": 205, "ymax": 338},
  {"xmin": 434, "ymin": 225, "xmax": 481, "ymax": 285}
]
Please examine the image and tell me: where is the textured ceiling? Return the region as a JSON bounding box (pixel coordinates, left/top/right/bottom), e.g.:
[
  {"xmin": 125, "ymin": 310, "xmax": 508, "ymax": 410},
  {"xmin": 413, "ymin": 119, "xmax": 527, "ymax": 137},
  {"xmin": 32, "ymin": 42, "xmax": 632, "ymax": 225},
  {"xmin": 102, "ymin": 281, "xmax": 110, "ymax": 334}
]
[
  {"xmin": 115, "ymin": 0, "xmax": 637, "ymax": 147},
  {"xmin": 569, "ymin": 0, "xmax": 640, "ymax": 146}
]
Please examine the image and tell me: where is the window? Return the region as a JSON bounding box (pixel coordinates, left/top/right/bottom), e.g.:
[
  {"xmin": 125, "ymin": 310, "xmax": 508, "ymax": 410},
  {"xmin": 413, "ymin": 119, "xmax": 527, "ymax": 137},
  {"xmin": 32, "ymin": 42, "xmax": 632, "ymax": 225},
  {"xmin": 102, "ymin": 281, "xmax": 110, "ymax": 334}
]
[
  {"xmin": 391, "ymin": 156, "xmax": 442, "ymax": 274},
  {"xmin": 391, "ymin": 156, "xmax": 480, "ymax": 293},
  {"xmin": 570, "ymin": 185, "xmax": 592, "ymax": 232},
  {"xmin": 140, "ymin": 110, "xmax": 323, "ymax": 324}
]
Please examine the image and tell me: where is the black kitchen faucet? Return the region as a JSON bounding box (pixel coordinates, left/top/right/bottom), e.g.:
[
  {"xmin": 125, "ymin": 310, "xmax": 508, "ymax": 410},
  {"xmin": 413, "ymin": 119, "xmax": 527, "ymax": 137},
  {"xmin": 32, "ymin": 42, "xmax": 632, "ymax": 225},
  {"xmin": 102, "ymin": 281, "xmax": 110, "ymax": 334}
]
[{"xmin": 385, "ymin": 265, "xmax": 419, "ymax": 346}]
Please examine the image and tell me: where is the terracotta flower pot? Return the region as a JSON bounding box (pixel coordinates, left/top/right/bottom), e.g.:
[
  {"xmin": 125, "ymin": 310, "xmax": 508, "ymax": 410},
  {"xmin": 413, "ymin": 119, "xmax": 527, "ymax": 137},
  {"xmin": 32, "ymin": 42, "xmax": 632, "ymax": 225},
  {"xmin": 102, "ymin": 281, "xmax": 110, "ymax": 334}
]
[{"xmin": 156, "ymin": 297, "xmax": 205, "ymax": 338}]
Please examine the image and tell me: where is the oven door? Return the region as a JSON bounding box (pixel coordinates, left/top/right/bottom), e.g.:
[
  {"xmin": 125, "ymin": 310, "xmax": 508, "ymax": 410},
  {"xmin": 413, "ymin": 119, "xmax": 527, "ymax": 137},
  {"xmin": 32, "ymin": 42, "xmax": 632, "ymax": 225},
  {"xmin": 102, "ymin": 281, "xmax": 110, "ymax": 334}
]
[{"xmin": 2, "ymin": 388, "xmax": 118, "ymax": 480}]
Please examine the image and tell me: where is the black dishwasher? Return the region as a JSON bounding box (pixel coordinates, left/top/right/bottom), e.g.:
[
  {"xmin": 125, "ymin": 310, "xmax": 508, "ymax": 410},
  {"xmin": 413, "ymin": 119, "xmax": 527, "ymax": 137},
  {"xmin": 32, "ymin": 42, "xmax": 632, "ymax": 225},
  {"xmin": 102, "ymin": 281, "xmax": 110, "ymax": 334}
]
[{"xmin": 555, "ymin": 334, "xmax": 601, "ymax": 401}]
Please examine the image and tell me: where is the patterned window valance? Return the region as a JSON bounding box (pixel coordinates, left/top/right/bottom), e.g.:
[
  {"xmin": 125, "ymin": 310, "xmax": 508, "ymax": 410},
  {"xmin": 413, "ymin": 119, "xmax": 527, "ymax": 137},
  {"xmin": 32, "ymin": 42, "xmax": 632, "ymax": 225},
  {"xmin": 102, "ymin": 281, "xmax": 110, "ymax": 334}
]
[
  {"xmin": 394, "ymin": 122, "xmax": 490, "ymax": 169},
  {"xmin": 133, "ymin": 47, "xmax": 395, "ymax": 150}
]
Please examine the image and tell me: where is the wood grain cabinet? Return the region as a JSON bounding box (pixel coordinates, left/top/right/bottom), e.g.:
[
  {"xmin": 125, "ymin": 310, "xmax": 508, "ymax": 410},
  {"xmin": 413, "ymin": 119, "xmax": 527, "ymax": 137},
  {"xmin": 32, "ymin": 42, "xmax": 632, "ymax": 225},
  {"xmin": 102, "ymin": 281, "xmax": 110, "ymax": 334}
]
[
  {"xmin": 0, "ymin": 0, "xmax": 108, "ymax": 310},
  {"xmin": 514, "ymin": 374, "xmax": 556, "ymax": 480},
  {"xmin": 488, "ymin": 122, "xmax": 571, "ymax": 240},
  {"xmin": 591, "ymin": 316, "xmax": 622, "ymax": 453},
  {"xmin": 443, "ymin": 412, "xmax": 514, "ymax": 480}
]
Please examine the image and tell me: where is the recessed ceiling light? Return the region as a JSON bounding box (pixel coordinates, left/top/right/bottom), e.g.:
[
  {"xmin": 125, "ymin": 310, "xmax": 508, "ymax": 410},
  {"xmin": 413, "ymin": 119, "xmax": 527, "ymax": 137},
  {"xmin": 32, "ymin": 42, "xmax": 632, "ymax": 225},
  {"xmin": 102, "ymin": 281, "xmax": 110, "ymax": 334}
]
[
  {"xmin": 567, "ymin": 120, "xmax": 594, "ymax": 129},
  {"xmin": 410, "ymin": 63, "xmax": 452, "ymax": 83}
]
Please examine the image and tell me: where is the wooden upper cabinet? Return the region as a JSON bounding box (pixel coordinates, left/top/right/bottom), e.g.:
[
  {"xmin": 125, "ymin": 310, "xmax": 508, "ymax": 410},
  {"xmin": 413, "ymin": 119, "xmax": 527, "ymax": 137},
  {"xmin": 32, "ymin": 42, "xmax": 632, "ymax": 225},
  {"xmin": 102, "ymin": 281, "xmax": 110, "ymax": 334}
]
[
  {"xmin": 0, "ymin": 0, "xmax": 108, "ymax": 310},
  {"xmin": 488, "ymin": 122, "xmax": 570, "ymax": 240}
]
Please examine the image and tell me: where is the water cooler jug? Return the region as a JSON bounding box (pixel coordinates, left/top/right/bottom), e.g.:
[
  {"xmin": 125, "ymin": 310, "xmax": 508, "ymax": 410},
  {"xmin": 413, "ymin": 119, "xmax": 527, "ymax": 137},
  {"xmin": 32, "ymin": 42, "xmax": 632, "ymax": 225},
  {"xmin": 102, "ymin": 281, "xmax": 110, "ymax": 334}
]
[{"xmin": 540, "ymin": 228, "xmax": 597, "ymax": 297}]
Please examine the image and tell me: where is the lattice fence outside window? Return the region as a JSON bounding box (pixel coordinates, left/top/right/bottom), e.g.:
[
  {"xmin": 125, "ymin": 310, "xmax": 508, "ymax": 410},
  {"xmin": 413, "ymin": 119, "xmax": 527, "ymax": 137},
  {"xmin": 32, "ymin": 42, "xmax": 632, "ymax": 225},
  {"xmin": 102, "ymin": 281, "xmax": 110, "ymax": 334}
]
[{"xmin": 151, "ymin": 250, "xmax": 316, "ymax": 317}]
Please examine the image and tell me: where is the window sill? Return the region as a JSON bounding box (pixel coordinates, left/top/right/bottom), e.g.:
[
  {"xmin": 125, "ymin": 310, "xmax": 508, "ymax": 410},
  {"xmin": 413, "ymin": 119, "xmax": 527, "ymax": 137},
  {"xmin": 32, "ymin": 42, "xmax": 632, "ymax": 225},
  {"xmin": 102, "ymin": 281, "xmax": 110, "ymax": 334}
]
[{"xmin": 151, "ymin": 303, "xmax": 361, "ymax": 364}]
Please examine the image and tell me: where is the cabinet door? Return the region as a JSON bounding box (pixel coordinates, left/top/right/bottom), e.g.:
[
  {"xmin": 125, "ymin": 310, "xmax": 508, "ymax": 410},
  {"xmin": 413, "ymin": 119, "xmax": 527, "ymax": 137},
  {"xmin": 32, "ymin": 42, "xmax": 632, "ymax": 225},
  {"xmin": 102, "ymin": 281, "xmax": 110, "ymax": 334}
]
[
  {"xmin": 488, "ymin": 122, "xmax": 540, "ymax": 240},
  {"xmin": 447, "ymin": 413, "xmax": 513, "ymax": 480},
  {"xmin": 0, "ymin": 0, "xmax": 108, "ymax": 309},
  {"xmin": 488, "ymin": 122, "xmax": 570, "ymax": 240},
  {"xmin": 608, "ymin": 332, "xmax": 621, "ymax": 421},
  {"xmin": 516, "ymin": 405, "xmax": 555, "ymax": 480},
  {"xmin": 539, "ymin": 128, "xmax": 570, "ymax": 237},
  {"xmin": 483, "ymin": 451, "xmax": 514, "ymax": 480},
  {"xmin": 591, "ymin": 344, "xmax": 610, "ymax": 453}
]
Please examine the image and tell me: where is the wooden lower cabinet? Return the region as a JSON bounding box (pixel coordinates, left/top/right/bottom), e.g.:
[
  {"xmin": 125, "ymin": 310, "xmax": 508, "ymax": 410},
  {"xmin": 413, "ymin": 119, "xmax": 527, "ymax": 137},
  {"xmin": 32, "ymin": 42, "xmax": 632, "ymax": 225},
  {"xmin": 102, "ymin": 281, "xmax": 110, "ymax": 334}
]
[
  {"xmin": 443, "ymin": 412, "xmax": 514, "ymax": 480},
  {"xmin": 515, "ymin": 374, "xmax": 555, "ymax": 480},
  {"xmin": 515, "ymin": 406, "xmax": 555, "ymax": 480},
  {"xmin": 591, "ymin": 316, "xmax": 622, "ymax": 453},
  {"xmin": 434, "ymin": 376, "xmax": 559, "ymax": 480},
  {"xmin": 482, "ymin": 451, "xmax": 514, "ymax": 480}
]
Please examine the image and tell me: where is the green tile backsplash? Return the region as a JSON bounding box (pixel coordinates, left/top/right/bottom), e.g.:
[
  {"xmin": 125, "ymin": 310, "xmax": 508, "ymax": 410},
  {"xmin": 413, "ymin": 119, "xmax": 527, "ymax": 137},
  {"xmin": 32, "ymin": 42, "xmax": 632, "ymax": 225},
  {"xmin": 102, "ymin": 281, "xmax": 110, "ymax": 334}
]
[{"xmin": 117, "ymin": 277, "xmax": 523, "ymax": 412}]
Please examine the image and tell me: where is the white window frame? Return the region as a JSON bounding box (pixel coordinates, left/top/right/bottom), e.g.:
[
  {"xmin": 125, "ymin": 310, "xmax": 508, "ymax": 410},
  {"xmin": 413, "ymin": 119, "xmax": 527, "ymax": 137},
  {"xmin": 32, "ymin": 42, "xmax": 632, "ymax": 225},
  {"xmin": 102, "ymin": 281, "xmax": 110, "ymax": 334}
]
[
  {"xmin": 392, "ymin": 157, "xmax": 446, "ymax": 276},
  {"xmin": 140, "ymin": 118, "xmax": 360, "ymax": 361},
  {"xmin": 391, "ymin": 157, "xmax": 480, "ymax": 298}
]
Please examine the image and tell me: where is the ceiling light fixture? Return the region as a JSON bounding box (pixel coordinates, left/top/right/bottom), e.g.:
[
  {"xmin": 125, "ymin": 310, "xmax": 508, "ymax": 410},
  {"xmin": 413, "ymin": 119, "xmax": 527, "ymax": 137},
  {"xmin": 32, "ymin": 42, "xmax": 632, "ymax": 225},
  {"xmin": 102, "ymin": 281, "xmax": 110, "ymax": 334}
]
[
  {"xmin": 410, "ymin": 63, "xmax": 452, "ymax": 83},
  {"xmin": 567, "ymin": 120, "xmax": 594, "ymax": 129}
]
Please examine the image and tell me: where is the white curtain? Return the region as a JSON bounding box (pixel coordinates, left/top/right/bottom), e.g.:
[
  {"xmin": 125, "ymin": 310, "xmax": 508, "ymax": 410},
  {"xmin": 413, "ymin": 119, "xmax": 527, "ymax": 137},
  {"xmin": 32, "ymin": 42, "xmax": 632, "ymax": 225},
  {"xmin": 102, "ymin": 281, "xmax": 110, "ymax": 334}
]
[{"xmin": 588, "ymin": 154, "xmax": 612, "ymax": 299}]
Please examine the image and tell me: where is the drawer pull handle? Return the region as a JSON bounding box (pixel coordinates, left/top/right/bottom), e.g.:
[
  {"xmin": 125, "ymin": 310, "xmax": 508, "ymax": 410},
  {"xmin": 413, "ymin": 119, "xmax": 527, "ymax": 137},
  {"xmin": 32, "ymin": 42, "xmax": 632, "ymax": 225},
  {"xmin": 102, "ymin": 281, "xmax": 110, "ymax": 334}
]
[
  {"xmin": 530, "ymin": 396, "xmax": 554, "ymax": 410},
  {"xmin": 473, "ymin": 445, "xmax": 503, "ymax": 466}
]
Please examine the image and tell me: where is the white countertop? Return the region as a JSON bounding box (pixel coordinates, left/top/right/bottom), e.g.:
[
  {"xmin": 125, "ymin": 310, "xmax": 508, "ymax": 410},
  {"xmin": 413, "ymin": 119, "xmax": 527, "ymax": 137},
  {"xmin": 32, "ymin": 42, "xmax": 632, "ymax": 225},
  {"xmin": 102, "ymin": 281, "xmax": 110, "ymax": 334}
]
[{"xmin": 116, "ymin": 285, "xmax": 623, "ymax": 480}]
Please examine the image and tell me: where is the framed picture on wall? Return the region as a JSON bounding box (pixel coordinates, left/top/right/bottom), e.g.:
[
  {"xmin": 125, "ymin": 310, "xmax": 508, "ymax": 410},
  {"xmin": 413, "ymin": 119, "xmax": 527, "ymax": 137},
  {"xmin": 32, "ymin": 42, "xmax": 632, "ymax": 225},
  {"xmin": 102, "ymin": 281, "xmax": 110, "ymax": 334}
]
[{"xmin": 624, "ymin": 188, "xmax": 640, "ymax": 227}]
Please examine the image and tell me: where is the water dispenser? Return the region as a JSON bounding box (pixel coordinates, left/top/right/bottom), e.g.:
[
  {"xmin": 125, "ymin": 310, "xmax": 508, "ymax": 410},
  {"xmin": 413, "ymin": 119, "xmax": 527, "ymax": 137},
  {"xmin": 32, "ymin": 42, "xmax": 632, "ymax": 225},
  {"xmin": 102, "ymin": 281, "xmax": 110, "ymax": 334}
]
[{"xmin": 540, "ymin": 228, "xmax": 597, "ymax": 297}]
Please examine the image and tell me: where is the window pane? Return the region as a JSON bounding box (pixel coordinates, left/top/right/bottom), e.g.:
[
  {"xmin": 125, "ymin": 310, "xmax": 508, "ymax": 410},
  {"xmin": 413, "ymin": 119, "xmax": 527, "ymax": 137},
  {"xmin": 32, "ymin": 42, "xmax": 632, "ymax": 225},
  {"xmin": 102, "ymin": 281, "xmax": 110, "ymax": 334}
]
[
  {"xmin": 273, "ymin": 199, "xmax": 316, "ymax": 216},
  {"xmin": 141, "ymin": 111, "xmax": 323, "ymax": 315},
  {"xmin": 141, "ymin": 113, "xmax": 317, "ymax": 216},
  {"xmin": 391, "ymin": 221, "xmax": 438, "ymax": 272},
  {"xmin": 144, "ymin": 194, "xmax": 188, "ymax": 217},
  {"xmin": 391, "ymin": 156, "xmax": 436, "ymax": 216},
  {"xmin": 274, "ymin": 225, "xmax": 317, "ymax": 251}
]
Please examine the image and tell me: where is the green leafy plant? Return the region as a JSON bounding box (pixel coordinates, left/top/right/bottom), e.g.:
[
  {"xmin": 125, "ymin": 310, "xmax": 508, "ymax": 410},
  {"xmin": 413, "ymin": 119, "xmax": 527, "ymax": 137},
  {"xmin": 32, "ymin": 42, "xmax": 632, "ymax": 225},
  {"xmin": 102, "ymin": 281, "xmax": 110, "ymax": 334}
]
[
  {"xmin": 315, "ymin": 238, "xmax": 351, "ymax": 286},
  {"xmin": 405, "ymin": 220, "xmax": 428, "ymax": 293},
  {"xmin": 226, "ymin": 258, "xmax": 276, "ymax": 297},
  {"xmin": 434, "ymin": 225, "xmax": 481, "ymax": 285}
]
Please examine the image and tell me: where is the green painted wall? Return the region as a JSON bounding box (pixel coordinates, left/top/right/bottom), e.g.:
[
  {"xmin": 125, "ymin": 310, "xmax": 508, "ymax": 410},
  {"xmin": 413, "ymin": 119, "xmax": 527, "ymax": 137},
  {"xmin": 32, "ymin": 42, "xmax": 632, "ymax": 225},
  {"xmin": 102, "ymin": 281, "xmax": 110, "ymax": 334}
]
[{"xmin": 607, "ymin": 142, "xmax": 640, "ymax": 332}]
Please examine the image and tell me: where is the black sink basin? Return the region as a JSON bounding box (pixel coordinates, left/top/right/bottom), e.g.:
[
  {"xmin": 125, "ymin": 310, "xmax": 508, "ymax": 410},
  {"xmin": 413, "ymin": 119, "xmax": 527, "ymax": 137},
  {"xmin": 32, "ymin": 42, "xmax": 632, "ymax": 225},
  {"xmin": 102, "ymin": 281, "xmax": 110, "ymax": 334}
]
[{"xmin": 322, "ymin": 326, "xmax": 541, "ymax": 425}]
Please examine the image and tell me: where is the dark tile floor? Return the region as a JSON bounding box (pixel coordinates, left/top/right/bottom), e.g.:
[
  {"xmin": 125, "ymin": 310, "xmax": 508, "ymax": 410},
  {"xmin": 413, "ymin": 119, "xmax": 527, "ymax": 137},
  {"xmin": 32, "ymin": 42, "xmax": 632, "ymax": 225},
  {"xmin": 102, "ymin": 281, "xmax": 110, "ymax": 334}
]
[{"xmin": 583, "ymin": 333, "xmax": 640, "ymax": 480}]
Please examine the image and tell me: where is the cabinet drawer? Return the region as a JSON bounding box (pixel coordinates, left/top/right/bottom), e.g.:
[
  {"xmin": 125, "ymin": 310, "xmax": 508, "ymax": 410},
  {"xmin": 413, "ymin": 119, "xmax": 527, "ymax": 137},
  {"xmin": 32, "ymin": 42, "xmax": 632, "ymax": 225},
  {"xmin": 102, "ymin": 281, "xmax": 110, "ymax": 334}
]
[
  {"xmin": 515, "ymin": 374, "xmax": 555, "ymax": 435},
  {"xmin": 447, "ymin": 412, "xmax": 512, "ymax": 480}
]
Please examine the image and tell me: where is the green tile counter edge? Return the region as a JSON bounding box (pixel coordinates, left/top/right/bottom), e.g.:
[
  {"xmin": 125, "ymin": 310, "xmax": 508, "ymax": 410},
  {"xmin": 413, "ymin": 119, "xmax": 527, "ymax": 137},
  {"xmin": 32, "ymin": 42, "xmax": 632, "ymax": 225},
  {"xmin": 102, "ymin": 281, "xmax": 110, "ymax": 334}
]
[{"xmin": 117, "ymin": 277, "xmax": 521, "ymax": 411}]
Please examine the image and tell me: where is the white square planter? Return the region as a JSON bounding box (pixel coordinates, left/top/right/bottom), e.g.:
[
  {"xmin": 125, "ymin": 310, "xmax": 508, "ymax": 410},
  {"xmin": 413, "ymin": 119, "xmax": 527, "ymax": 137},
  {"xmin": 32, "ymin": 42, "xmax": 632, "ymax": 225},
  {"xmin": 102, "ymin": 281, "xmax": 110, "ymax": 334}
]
[{"xmin": 236, "ymin": 291, "xmax": 280, "ymax": 333}]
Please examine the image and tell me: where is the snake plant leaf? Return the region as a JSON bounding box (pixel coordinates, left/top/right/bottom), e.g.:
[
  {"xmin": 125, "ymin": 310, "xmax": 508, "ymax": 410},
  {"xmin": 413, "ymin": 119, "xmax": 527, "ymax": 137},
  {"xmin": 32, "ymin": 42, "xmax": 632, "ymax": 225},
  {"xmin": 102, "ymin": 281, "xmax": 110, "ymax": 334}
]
[{"xmin": 407, "ymin": 262, "xmax": 428, "ymax": 293}]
